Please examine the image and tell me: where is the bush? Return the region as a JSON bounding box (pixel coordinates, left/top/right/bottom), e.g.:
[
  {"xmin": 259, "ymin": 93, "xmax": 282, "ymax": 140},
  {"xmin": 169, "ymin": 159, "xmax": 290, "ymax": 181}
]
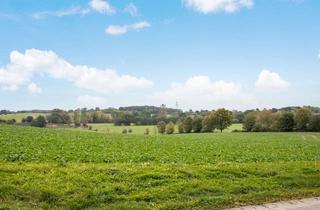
[
  {"xmin": 122, "ymin": 129, "xmax": 128, "ymax": 134},
  {"xmin": 157, "ymin": 121, "xmax": 166, "ymax": 134},
  {"xmin": 22, "ymin": 116, "xmax": 34, "ymax": 123},
  {"xmin": 177, "ymin": 120, "xmax": 184, "ymax": 133},
  {"xmin": 128, "ymin": 129, "xmax": 132, "ymax": 133},
  {"xmin": 88, "ymin": 125, "xmax": 93, "ymax": 130},
  {"xmin": 165, "ymin": 122, "xmax": 175, "ymax": 134},
  {"xmin": 243, "ymin": 112, "xmax": 256, "ymax": 132},
  {"xmin": 31, "ymin": 116, "xmax": 47, "ymax": 128},
  {"xmin": 295, "ymin": 108, "xmax": 312, "ymax": 131},
  {"xmin": 6, "ymin": 119, "xmax": 16, "ymax": 125},
  {"xmin": 144, "ymin": 128, "xmax": 150, "ymax": 135}
]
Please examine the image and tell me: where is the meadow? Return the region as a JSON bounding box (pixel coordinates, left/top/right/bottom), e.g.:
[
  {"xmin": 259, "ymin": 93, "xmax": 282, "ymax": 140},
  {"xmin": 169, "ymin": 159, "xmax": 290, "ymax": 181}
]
[{"xmin": 0, "ymin": 125, "xmax": 320, "ymax": 209}]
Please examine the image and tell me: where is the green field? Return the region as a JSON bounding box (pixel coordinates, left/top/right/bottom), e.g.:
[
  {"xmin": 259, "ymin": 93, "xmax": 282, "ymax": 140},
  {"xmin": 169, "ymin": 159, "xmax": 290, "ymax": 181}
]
[
  {"xmin": 0, "ymin": 125, "xmax": 319, "ymax": 209},
  {"xmin": 86, "ymin": 123, "xmax": 243, "ymax": 134},
  {"xmin": 0, "ymin": 113, "xmax": 45, "ymax": 123}
]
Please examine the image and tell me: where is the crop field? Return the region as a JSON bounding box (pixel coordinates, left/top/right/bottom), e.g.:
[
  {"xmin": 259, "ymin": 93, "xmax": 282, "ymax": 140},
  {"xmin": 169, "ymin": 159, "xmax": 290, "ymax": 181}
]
[
  {"xmin": 0, "ymin": 125, "xmax": 320, "ymax": 209},
  {"xmin": 85, "ymin": 123, "xmax": 243, "ymax": 134}
]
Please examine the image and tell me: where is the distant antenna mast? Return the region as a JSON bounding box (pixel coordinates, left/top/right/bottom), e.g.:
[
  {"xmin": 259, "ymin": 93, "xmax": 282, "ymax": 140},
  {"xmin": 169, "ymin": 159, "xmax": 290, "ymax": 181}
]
[{"xmin": 175, "ymin": 100, "xmax": 179, "ymax": 109}]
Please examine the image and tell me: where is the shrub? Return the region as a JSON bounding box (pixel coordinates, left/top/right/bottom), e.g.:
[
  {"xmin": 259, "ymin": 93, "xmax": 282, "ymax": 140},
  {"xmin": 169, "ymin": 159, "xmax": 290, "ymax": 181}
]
[
  {"xmin": 243, "ymin": 112, "xmax": 256, "ymax": 132},
  {"xmin": 157, "ymin": 121, "xmax": 166, "ymax": 134},
  {"xmin": 88, "ymin": 125, "xmax": 93, "ymax": 130},
  {"xmin": 165, "ymin": 122, "xmax": 175, "ymax": 134},
  {"xmin": 122, "ymin": 129, "xmax": 128, "ymax": 134},
  {"xmin": 295, "ymin": 108, "xmax": 312, "ymax": 131},
  {"xmin": 128, "ymin": 129, "xmax": 132, "ymax": 133},
  {"xmin": 177, "ymin": 120, "xmax": 184, "ymax": 133},
  {"xmin": 144, "ymin": 128, "xmax": 150, "ymax": 135},
  {"xmin": 31, "ymin": 116, "xmax": 47, "ymax": 128},
  {"xmin": 277, "ymin": 112, "xmax": 295, "ymax": 131},
  {"xmin": 309, "ymin": 115, "xmax": 320, "ymax": 131}
]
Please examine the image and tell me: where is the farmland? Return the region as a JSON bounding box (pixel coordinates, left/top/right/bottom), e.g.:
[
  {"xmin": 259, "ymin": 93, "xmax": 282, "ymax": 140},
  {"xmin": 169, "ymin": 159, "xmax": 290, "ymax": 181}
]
[
  {"xmin": 0, "ymin": 113, "xmax": 45, "ymax": 123},
  {"xmin": 0, "ymin": 125, "xmax": 320, "ymax": 209}
]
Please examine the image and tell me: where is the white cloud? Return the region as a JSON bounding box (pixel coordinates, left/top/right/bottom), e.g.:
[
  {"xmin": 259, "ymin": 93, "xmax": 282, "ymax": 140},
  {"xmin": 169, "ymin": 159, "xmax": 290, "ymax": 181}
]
[
  {"xmin": 105, "ymin": 25, "xmax": 128, "ymax": 35},
  {"xmin": 153, "ymin": 75, "xmax": 254, "ymax": 110},
  {"xmin": 0, "ymin": 49, "xmax": 153, "ymax": 93},
  {"xmin": 124, "ymin": 3, "xmax": 139, "ymax": 17},
  {"xmin": 182, "ymin": 0, "xmax": 253, "ymax": 14},
  {"xmin": 77, "ymin": 95, "xmax": 108, "ymax": 108},
  {"xmin": 255, "ymin": 70, "xmax": 290, "ymax": 92},
  {"xmin": 89, "ymin": 0, "xmax": 116, "ymax": 14},
  {"xmin": 28, "ymin": 82, "xmax": 42, "ymax": 94},
  {"xmin": 105, "ymin": 21, "xmax": 151, "ymax": 36},
  {"xmin": 33, "ymin": 6, "xmax": 90, "ymax": 19}
]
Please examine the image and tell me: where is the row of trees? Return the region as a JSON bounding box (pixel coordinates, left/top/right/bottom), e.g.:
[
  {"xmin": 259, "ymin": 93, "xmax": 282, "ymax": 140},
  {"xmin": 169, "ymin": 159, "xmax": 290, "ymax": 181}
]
[
  {"xmin": 243, "ymin": 108, "xmax": 320, "ymax": 132},
  {"xmin": 157, "ymin": 108, "xmax": 233, "ymax": 134}
]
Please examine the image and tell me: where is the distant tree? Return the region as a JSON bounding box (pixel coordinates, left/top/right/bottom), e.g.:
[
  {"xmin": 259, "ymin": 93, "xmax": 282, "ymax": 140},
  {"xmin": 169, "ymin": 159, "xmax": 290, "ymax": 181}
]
[
  {"xmin": 252, "ymin": 110, "xmax": 278, "ymax": 132},
  {"xmin": 183, "ymin": 117, "xmax": 193, "ymax": 133},
  {"xmin": 22, "ymin": 116, "xmax": 34, "ymax": 123},
  {"xmin": 165, "ymin": 122, "xmax": 175, "ymax": 134},
  {"xmin": 31, "ymin": 116, "xmax": 47, "ymax": 128},
  {"xmin": 232, "ymin": 110, "xmax": 245, "ymax": 123},
  {"xmin": 73, "ymin": 109, "xmax": 81, "ymax": 127},
  {"xmin": 201, "ymin": 112, "xmax": 215, "ymax": 132},
  {"xmin": 177, "ymin": 120, "xmax": 184, "ymax": 133},
  {"xmin": 212, "ymin": 108, "xmax": 232, "ymax": 133},
  {"xmin": 277, "ymin": 112, "xmax": 295, "ymax": 131},
  {"xmin": 295, "ymin": 108, "xmax": 312, "ymax": 131},
  {"xmin": 46, "ymin": 109, "xmax": 71, "ymax": 124},
  {"xmin": 309, "ymin": 115, "xmax": 320, "ymax": 131},
  {"xmin": 243, "ymin": 112, "xmax": 256, "ymax": 132},
  {"xmin": 192, "ymin": 117, "xmax": 203, "ymax": 133},
  {"xmin": 6, "ymin": 119, "xmax": 16, "ymax": 125},
  {"xmin": 157, "ymin": 121, "xmax": 166, "ymax": 134}
]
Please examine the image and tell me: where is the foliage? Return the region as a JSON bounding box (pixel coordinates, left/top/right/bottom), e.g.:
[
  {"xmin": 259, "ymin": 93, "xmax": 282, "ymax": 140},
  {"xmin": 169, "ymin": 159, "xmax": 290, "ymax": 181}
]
[
  {"xmin": 212, "ymin": 108, "xmax": 232, "ymax": 132},
  {"xmin": 22, "ymin": 116, "xmax": 34, "ymax": 123},
  {"xmin": 201, "ymin": 113, "xmax": 215, "ymax": 132},
  {"xmin": 177, "ymin": 120, "xmax": 184, "ymax": 133},
  {"xmin": 46, "ymin": 109, "xmax": 71, "ymax": 124},
  {"xmin": 277, "ymin": 112, "xmax": 295, "ymax": 132},
  {"xmin": 192, "ymin": 117, "xmax": 203, "ymax": 133},
  {"xmin": 157, "ymin": 121, "xmax": 166, "ymax": 134},
  {"xmin": 309, "ymin": 115, "xmax": 320, "ymax": 131},
  {"xmin": 31, "ymin": 116, "xmax": 47, "ymax": 128},
  {"xmin": 295, "ymin": 108, "xmax": 312, "ymax": 131},
  {"xmin": 183, "ymin": 117, "xmax": 193, "ymax": 133},
  {"xmin": 243, "ymin": 111, "xmax": 257, "ymax": 132},
  {"xmin": 165, "ymin": 122, "xmax": 175, "ymax": 134}
]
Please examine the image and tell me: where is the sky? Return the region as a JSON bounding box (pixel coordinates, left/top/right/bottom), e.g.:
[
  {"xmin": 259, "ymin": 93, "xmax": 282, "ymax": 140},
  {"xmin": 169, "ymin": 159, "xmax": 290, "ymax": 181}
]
[{"xmin": 0, "ymin": 0, "xmax": 319, "ymax": 111}]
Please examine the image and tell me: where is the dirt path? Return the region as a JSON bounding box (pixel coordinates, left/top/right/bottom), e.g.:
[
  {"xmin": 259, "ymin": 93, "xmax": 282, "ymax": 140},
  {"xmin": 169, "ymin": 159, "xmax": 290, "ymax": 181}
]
[{"xmin": 227, "ymin": 197, "xmax": 320, "ymax": 210}]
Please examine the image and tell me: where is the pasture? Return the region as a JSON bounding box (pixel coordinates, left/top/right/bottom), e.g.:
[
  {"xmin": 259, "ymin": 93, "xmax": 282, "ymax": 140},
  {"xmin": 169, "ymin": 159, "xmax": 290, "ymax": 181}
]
[{"xmin": 0, "ymin": 125, "xmax": 319, "ymax": 209}]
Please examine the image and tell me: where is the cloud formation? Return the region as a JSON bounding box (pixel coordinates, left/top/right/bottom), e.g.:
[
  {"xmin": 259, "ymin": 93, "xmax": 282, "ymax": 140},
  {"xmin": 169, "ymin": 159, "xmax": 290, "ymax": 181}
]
[
  {"xmin": 89, "ymin": 0, "xmax": 116, "ymax": 14},
  {"xmin": 106, "ymin": 21, "xmax": 151, "ymax": 35},
  {"xmin": 124, "ymin": 3, "xmax": 139, "ymax": 17},
  {"xmin": 182, "ymin": 0, "xmax": 253, "ymax": 14},
  {"xmin": 32, "ymin": 6, "xmax": 90, "ymax": 19},
  {"xmin": 153, "ymin": 75, "xmax": 254, "ymax": 110},
  {"xmin": 0, "ymin": 49, "xmax": 153, "ymax": 93},
  {"xmin": 255, "ymin": 70, "xmax": 290, "ymax": 92},
  {"xmin": 27, "ymin": 82, "xmax": 42, "ymax": 94}
]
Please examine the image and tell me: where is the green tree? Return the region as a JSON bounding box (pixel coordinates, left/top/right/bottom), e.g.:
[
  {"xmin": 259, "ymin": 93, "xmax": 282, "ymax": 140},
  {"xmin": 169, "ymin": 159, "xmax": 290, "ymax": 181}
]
[
  {"xmin": 243, "ymin": 111, "xmax": 256, "ymax": 132},
  {"xmin": 192, "ymin": 117, "xmax": 202, "ymax": 133},
  {"xmin": 212, "ymin": 108, "xmax": 232, "ymax": 133},
  {"xmin": 277, "ymin": 112, "xmax": 295, "ymax": 131},
  {"xmin": 31, "ymin": 116, "xmax": 47, "ymax": 128},
  {"xmin": 295, "ymin": 108, "xmax": 312, "ymax": 131},
  {"xmin": 183, "ymin": 117, "xmax": 193, "ymax": 133},
  {"xmin": 165, "ymin": 122, "xmax": 175, "ymax": 134},
  {"xmin": 253, "ymin": 110, "xmax": 277, "ymax": 132},
  {"xmin": 177, "ymin": 120, "xmax": 184, "ymax": 133},
  {"xmin": 157, "ymin": 121, "xmax": 166, "ymax": 134},
  {"xmin": 201, "ymin": 112, "xmax": 215, "ymax": 132},
  {"xmin": 73, "ymin": 109, "xmax": 81, "ymax": 127},
  {"xmin": 309, "ymin": 115, "xmax": 320, "ymax": 131}
]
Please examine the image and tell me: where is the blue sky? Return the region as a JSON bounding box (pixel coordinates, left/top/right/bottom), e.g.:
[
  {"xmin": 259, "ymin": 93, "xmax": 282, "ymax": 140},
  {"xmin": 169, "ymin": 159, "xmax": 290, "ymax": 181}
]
[{"xmin": 0, "ymin": 0, "xmax": 319, "ymax": 111}]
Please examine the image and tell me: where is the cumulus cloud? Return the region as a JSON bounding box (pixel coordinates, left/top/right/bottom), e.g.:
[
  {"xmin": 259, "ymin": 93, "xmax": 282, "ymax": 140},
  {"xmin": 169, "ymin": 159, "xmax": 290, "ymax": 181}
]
[
  {"xmin": 89, "ymin": 0, "xmax": 116, "ymax": 14},
  {"xmin": 0, "ymin": 49, "xmax": 153, "ymax": 93},
  {"xmin": 77, "ymin": 95, "xmax": 108, "ymax": 108},
  {"xmin": 28, "ymin": 82, "xmax": 42, "ymax": 94},
  {"xmin": 32, "ymin": 6, "xmax": 90, "ymax": 19},
  {"xmin": 105, "ymin": 21, "xmax": 151, "ymax": 36},
  {"xmin": 182, "ymin": 0, "xmax": 253, "ymax": 14},
  {"xmin": 255, "ymin": 70, "xmax": 290, "ymax": 92},
  {"xmin": 153, "ymin": 75, "xmax": 254, "ymax": 110},
  {"xmin": 124, "ymin": 3, "xmax": 139, "ymax": 17}
]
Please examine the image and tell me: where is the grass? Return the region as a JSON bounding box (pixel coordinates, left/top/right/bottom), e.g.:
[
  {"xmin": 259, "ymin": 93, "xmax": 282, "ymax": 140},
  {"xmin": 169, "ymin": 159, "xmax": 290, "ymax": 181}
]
[
  {"xmin": 85, "ymin": 123, "xmax": 243, "ymax": 135},
  {"xmin": 0, "ymin": 113, "xmax": 45, "ymax": 123},
  {"xmin": 0, "ymin": 125, "xmax": 319, "ymax": 209}
]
